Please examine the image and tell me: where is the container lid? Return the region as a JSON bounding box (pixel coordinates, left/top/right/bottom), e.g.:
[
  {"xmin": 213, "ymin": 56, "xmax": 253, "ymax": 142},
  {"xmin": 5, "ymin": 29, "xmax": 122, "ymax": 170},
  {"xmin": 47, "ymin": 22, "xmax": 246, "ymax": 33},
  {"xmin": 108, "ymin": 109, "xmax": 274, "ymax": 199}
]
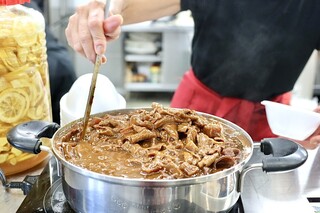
[{"xmin": 0, "ymin": 0, "xmax": 30, "ymax": 5}]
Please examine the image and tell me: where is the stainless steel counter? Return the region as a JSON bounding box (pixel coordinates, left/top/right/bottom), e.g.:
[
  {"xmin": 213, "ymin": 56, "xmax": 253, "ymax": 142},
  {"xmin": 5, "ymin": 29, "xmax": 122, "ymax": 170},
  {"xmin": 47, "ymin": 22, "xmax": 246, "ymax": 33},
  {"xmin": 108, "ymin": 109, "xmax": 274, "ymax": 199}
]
[{"xmin": 242, "ymin": 146, "xmax": 320, "ymax": 213}]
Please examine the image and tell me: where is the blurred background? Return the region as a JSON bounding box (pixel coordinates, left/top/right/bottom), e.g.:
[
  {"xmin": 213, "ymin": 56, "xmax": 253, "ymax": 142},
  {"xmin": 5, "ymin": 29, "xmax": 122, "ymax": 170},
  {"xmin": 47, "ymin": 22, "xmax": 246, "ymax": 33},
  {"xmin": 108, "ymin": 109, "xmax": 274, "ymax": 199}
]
[{"xmin": 44, "ymin": 0, "xmax": 320, "ymax": 109}]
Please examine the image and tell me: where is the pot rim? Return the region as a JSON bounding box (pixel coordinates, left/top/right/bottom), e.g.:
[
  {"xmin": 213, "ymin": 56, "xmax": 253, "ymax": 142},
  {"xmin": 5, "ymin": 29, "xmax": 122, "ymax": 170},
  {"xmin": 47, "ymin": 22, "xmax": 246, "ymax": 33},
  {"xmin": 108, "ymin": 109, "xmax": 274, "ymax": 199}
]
[{"xmin": 51, "ymin": 108, "xmax": 254, "ymax": 187}]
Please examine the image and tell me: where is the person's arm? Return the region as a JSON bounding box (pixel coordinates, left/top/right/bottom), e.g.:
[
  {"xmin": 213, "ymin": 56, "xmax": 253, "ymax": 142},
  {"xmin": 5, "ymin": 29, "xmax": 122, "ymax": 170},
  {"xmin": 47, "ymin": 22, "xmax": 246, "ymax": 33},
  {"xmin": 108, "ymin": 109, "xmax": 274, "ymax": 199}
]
[
  {"xmin": 112, "ymin": 0, "xmax": 180, "ymax": 24},
  {"xmin": 65, "ymin": 0, "xmax": 180, "ymax": 63},
  {"xmin": 299, "ymin": 106, "xmax": 320, "ymax": 149}
]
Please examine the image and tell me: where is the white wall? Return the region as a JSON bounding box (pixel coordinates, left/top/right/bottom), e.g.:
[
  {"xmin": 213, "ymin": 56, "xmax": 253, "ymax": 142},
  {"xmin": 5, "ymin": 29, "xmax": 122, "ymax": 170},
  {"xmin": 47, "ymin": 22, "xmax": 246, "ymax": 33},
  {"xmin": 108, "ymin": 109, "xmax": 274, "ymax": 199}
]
[{"xmin": 293, "ymin": 50, "xmax": 318, "ymax": 100}]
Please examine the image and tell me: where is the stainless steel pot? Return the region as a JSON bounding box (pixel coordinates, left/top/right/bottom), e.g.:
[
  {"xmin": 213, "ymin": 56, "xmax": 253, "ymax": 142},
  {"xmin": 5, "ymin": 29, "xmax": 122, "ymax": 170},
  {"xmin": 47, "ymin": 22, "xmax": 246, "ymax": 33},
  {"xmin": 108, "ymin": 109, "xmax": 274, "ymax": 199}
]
[{"xmin": 7, "ymin": 108, "xmax": 308, "ymax": 213}]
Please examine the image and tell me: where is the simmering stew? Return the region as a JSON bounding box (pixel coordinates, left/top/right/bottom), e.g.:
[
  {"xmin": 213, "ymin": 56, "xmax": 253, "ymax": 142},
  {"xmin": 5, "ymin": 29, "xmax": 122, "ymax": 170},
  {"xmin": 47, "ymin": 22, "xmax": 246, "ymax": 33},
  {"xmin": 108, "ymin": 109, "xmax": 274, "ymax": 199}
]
[{"xmin": 55, "ymin": 103, "xmax": 245, "ymax": 179}]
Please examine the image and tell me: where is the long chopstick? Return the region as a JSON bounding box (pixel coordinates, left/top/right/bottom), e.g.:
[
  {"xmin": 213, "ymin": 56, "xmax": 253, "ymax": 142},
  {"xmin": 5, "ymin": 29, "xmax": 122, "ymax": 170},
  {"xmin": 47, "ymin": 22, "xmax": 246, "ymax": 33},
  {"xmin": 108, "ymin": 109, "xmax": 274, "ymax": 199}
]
[
  {"xmin": 80, "ymin": 55, "xmax": 102, "ymax": 141},
  {"xmin": 80, "ymin": 0, "xmax": 111, "ymax": 141}
]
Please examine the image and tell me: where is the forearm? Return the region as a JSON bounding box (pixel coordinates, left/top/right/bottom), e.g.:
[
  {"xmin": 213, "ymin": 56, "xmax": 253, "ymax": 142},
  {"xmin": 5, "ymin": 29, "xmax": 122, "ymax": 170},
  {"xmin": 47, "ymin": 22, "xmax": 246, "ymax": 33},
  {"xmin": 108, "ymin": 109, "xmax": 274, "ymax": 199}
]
[{"xmin": 111, "ymin": 0, "xmax": 181, "ymax": 25}]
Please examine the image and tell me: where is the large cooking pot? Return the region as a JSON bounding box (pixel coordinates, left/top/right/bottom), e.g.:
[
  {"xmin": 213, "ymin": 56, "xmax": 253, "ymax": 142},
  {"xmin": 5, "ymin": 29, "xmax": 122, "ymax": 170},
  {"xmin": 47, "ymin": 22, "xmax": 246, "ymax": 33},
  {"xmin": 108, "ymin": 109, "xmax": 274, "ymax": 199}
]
[{"xmin": 7, "ymin": 108, "xmax": 308, "ymax": 213}]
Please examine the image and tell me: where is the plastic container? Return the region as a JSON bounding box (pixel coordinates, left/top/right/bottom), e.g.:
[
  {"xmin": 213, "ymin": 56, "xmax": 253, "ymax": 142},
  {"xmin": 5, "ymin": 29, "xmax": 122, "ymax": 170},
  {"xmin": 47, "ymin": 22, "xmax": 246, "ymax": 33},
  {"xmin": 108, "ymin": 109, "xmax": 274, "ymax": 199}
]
[
  {"xmin": 0, "ymin": 0, "xmax": 52, "ymax": 174},
  {"xmin": 261, "ymin": 100, "xmax": 320, "ymax": 141},
  {"xmin": 60, "ymin": 73, "xmax": 126, "ymax": 126},
  {"xmin": 150, "ymin": 65, "xmax": 161, "ymax": 83}
]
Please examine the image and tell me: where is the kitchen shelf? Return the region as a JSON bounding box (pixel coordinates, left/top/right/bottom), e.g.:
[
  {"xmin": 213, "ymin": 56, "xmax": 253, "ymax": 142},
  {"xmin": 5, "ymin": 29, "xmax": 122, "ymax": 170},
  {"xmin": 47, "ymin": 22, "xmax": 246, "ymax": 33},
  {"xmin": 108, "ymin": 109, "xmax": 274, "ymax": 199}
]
[
  {"xmin": 125, "ymin": 82, "xmax": 177, "ymax": 92},
  {"xmin": 122, "ymin": 23, "xmax": 193, "ymax": 94},
  {"xmin": 73, "ymin": 22, "xmax": 193, "ymax": 94},
  {"xmin": 125, "ymin": 54, "xmax": 162, "ymax": 62}
]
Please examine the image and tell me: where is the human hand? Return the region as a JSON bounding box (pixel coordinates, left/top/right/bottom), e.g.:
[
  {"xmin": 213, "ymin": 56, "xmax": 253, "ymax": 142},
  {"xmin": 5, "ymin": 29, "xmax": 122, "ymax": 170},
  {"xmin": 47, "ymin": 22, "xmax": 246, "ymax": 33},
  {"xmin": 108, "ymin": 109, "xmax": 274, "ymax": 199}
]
[
  {"xmin": 295, "ymin": 106, "xmax": 320, "ymax": 149},
  {"xmin": 65, "ymin": 1, "xmax": 123, "ymax": 63}
]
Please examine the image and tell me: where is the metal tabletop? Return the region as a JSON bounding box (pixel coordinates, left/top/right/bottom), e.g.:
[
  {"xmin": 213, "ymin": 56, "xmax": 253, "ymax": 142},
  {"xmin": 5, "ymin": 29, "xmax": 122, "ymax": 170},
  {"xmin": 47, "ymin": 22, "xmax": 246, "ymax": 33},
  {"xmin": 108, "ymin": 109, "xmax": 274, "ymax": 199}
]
[{"xmin": 242, "ymin": 146, "xmax": 320, "ymax": 213}]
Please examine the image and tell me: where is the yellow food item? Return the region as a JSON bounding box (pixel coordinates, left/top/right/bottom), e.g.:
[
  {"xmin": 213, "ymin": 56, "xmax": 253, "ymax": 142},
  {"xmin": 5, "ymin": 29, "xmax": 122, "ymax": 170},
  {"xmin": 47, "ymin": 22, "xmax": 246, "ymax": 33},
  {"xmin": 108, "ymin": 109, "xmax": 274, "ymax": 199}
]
[
  {"xmin": 0, "ymin": 144, "xmax": 10, "ymax": 152},
  {"xmin": 0, "ymin": 88, "xmax": 30, "ymax": 123},
  {"xmin": 27, "ymin": 101, "xmax": 49, "ymax": 120},
  {"xmin": 2, "ymin": 69, "xmax": 28, "ymax": 82},
  {"xmin": 11, "ymin": 147, "xmax": 22, "ymax": 157},
  {"xmin": 7, "ymin": 153, "xmax": 16, "ymax": 164},
  {"xmin": 0, "ymin": 77, "xmax": 10, "ymax": 92},
  {"xmin": 15, "ymin": 152, "xmax": 34, "ymax": 162},
  {"xmin": 0, "ymin": 122, "xmax": 11, "ymax": 137},
  {"xmin": 0, "ymin": 137, "xmax": 35, "ymax": 165},
  {"xmin": 0, "ymin": 153, "xmax": 9, "ymax": 164},
  {"xmin": 0, "ymin": 137, "xmax": 7, "ymax": 147},
  {"xmin": 0, "ymin": 5, "xmax": 52, "ymax": 167}
]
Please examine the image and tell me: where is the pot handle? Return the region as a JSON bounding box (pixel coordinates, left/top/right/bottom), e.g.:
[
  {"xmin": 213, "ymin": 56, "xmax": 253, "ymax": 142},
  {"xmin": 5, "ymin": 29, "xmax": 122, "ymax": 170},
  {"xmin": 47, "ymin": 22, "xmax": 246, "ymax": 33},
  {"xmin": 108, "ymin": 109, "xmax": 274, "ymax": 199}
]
[
  {"xmin": 7, "ymin": 121, "xmax": 60, "ymax": 154},
  {"xmin": 260, "ymin": 138, "xmax": 308, "ymax": 172},
  {"xmin": 238, "ymin": 138, "xmax": 308, "ymax": 192}
]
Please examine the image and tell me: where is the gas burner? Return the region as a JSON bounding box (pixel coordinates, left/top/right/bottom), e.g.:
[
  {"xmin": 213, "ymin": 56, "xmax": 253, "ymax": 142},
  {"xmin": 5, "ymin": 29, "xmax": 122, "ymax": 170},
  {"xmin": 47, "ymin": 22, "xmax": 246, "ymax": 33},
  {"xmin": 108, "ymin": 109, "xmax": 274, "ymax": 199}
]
[
  {"xmin": 43, "ymin": 179, "xmax": 73, "ymax": 213},
  {"xmin": 17, "ymin": 157, "xmax": 244, "ymax": 213}
]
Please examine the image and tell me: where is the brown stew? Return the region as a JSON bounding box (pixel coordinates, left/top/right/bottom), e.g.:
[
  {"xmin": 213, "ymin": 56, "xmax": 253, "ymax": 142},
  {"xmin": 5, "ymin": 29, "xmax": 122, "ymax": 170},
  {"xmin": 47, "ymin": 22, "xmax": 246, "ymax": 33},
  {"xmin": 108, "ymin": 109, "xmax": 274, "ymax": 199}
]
[{"xmin": 55, "ymin": 103, "xmax": 245, "ymax": 179}]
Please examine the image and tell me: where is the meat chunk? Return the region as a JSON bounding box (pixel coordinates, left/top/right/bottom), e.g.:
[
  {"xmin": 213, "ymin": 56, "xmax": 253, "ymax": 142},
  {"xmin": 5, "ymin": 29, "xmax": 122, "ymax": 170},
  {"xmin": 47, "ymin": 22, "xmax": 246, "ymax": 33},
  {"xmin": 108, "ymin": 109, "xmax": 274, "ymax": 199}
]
[
  {"xmin": 162, "ymin": 123, "xmax": 179, "ymax": 141},
  {"xmin": 197, "ymin": 133, "xmax": 214, "ymax": 148},
  {"xmin": 185, "ymin": 140, "xmax": 199, "ymax": 153},
  {"xmin": 214, "ymin": 156, "xmax": 236, "ymax": 169},
  {"xmin": 164, "ymin": 161, "xmax": 184, "ymax": 178},
  {"xmin": 187, "ymin": 127, "xmax": 198, "ymax": 143},
  {"xmin": 222, "ymin": 147, "xmax": 241, "ymax": 157},
  {"xmin": 148, "ymin": 143, "xmax": 165, "ymax": 151},
  {"xmin": 154, "ymin": 116, "xmax": 175, "ymax": 129},
  {"xmin": 203, "ymin": 122, "xmax": 222, "ymax": 138},
  {"xmin": 198, "ymin": 153, "xmax": 219, "ymax": 168},
  {"xmin": 97, "ymin": 126, "xmax": 114, "ymax": 136},
  {"xmin": 127, "ymin": 128, "xmax": 156, "ymax": 144},
  {"xmin": 142, "ymin": 161, "xmax": 163, "ymax": 174},
  {"xmin": 177, "ymin": 123, "xmax": 189, "ymax": 133},
  {"xmin": 180, "ymin": 162, "xmax": 200, "ymax": 176},
  {"xmin": 130, "ymin": 114, "xmax": 153, "ymax": 129}
]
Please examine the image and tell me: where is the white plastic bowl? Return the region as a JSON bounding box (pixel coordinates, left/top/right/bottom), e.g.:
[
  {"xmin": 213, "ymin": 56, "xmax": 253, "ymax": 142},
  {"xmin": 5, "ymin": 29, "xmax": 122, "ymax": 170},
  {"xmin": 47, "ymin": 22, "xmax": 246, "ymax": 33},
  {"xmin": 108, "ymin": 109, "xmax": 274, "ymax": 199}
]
[{"xmin": 261, "ymin": 100, "xmax": 320, "ymax": 141}]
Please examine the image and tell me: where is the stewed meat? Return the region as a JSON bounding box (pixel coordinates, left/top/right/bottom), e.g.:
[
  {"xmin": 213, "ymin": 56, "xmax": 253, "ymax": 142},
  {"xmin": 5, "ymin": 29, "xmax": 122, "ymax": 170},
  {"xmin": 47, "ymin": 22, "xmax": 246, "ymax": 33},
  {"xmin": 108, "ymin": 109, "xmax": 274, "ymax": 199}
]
[{"xmin": 55, "ymin": 103, "xmax": 246, "ymax": 179}]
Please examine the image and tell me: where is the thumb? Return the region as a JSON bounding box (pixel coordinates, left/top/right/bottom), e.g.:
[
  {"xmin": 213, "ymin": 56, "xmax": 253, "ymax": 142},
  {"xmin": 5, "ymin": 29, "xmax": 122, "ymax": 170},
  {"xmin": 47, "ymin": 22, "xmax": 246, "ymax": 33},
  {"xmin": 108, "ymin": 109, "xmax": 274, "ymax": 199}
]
[
  {"xmin": 104, "ymin": 14, "xmax": 123, "ymax": 40},
  {"xmin": 310, "ymin": 135, "xmax": 320, "ymax": 146}
]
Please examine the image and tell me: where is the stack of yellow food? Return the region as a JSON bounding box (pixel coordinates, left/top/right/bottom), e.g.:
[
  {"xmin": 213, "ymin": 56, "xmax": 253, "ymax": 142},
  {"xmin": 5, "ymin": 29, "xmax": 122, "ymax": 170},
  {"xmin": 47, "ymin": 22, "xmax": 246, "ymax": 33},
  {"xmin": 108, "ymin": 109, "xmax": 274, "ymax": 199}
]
[{"xmin": 0, "ymin": 5, "xmax": 52, "ymax": 173}]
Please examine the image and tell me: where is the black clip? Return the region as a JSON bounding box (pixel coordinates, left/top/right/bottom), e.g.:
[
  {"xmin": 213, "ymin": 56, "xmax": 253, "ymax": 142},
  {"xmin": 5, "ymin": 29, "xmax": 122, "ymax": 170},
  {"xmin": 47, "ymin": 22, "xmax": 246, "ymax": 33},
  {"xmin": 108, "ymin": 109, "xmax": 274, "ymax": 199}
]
[{"xmin": 0, "ymin": 168, "xmax": 39, "ymax": 195}]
